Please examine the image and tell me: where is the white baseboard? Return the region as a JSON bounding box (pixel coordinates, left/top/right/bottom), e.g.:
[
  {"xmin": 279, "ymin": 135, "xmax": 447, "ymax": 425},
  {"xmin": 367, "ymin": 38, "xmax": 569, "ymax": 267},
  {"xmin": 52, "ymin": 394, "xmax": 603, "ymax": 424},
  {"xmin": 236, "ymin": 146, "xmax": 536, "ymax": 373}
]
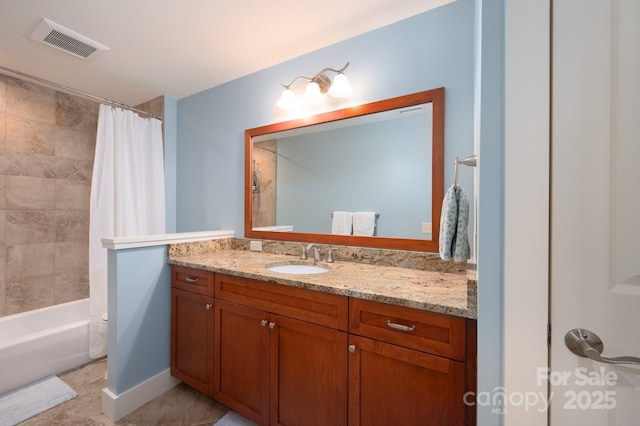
[{"xmin": 101, "ymin": 368, "xmax": 181, "ymax": 422}]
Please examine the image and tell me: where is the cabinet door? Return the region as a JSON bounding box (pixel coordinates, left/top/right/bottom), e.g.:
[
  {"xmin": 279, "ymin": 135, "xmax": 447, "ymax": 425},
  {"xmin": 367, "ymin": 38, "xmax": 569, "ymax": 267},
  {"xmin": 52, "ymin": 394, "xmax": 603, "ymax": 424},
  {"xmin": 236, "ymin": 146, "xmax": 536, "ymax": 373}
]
[
  {"xmin": 214, "ymin": 299, "xmax": 270, "ymax": 426},
  {"xmin": 270, "ymin": 314, "xmax": 348, "ymax": 426},
  {"xmin": 171, "ymin": 288, "xmax": 214, "ymax": 397},
  {"xmin": 349, "ymin": 335, "xmax": 465, "ymax": 426}
]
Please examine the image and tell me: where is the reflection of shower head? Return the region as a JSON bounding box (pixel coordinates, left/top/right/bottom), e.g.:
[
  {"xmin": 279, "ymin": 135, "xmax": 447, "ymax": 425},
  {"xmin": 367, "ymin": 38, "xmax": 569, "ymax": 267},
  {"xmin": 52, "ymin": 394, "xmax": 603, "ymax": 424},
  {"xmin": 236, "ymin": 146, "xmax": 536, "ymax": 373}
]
[{"xmin": 252, "ymin": 170, "xmax": 259, "ymax": 193}]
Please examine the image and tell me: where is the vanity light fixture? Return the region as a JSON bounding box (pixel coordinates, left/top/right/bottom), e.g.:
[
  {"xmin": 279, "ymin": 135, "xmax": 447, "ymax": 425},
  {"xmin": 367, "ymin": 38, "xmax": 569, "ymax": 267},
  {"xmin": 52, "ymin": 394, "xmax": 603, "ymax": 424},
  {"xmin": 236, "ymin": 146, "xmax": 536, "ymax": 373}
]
[{"xmin": 277, "ymin": 62, "xmax": 352, "ymax": 109}]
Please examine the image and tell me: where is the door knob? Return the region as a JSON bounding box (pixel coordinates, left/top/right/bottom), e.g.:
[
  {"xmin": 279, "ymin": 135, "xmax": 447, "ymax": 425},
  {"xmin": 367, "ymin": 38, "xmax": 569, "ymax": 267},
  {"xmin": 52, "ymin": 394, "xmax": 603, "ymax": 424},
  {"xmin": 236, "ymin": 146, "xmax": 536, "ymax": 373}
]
[{"xmin": 565, "ymin": 328, "xmax": 640, "ymax": 366}]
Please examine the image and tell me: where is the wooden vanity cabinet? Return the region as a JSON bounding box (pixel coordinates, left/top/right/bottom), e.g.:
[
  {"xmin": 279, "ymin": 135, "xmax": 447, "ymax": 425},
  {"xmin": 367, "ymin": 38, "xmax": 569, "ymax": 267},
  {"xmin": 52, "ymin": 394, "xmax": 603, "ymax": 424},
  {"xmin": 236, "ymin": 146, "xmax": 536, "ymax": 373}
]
[
  {"xmin": 170, "ymin": 266, "xmax": 215, "ymax": 397},
  {"xmin": 171, "ymin": 267, "xmax": 476, "ymax": 425},
  {"xmin": 214, "ymin": 273, "xmax": 349, "ymax": 426},
  {"xmin": 348, "ymin": 298, "xmax": 474, "ymax": 426}
]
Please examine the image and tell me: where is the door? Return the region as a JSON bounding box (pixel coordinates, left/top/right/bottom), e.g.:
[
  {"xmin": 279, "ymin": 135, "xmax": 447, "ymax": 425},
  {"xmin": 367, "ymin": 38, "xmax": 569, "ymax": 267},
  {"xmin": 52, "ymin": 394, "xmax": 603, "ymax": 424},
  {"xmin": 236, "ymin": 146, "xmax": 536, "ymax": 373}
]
[
  {"xmin": 269, "ymin": 314, "xmax": 348, "ymax": 426},
  {"xmin": 214, "ymin": 300, "xmax": 270, "ymax": 425},
  {"xmin": 348, "ymin": 334, "xmax": 465, "ymax": 426},
  {"xmin": 171, "ymin": 288, "xmax": 214, "ymax": 396},
  {"xmin": 551, "ymin": 0, "xmax": 640, "ymax": 424}
]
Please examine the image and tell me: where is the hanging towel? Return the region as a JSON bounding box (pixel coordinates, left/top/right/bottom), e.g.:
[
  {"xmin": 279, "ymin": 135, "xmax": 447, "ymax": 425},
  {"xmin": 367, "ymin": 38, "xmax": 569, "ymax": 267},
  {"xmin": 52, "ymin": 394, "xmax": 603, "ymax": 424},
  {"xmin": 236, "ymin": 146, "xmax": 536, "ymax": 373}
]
[
  {"xmin": 439, "ymin": 185, "xmax": 470, "ymax": 262},
  {"xmin": 353, "ymin": 212, "xmax": 377, "ymax": 236},
  {"xmin": 331, "ymin": 211, "xmax": 353, "ymax": 235}
]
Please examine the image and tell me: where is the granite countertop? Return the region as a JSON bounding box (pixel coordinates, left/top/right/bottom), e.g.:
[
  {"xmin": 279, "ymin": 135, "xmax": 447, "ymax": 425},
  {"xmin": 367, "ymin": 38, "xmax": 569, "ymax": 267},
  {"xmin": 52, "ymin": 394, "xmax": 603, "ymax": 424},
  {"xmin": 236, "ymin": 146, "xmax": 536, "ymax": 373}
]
[{"xmin": 169, "ymin": 249, "xmax": 476, "ymax": 319}]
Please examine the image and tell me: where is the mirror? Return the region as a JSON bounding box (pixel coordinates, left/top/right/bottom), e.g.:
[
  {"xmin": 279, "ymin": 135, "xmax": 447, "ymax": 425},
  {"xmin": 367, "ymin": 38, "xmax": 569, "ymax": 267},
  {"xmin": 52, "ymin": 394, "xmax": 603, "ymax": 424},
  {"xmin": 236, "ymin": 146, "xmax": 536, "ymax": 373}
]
[{"xmin": 244, "ymin": 88, "xmax": 444, "ymax": 251}]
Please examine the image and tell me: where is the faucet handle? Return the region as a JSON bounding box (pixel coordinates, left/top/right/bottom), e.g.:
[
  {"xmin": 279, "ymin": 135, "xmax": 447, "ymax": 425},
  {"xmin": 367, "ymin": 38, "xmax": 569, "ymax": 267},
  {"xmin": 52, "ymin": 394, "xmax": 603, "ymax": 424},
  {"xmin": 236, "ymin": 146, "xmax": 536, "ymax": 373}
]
[
  {"xmin": 300, "ymin": 245, "xmax": 308, "ymax": 260},
  {"xmin": 327, "ymin": 247, "xmax": 338, "ymax": 263}
]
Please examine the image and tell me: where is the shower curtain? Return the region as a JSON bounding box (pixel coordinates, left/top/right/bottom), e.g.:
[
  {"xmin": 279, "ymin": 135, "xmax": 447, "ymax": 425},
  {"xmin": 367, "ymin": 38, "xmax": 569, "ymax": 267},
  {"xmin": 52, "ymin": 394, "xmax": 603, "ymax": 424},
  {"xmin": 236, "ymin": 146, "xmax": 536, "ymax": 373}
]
[{"xmin": 89, "ymin": 105, "xmax": 166, "ymax": 358}]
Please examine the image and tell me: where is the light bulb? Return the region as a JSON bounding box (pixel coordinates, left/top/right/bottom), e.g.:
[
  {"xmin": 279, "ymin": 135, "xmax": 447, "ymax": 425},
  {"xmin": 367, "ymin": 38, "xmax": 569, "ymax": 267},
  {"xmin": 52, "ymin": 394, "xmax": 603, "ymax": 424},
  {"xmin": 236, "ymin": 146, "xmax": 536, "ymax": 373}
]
[
  {"xmin": 304, "ymin": 81, "xmax": 323, "ymax": 103},
  {"xmin": 328, "ymin": 73, "xmax": 352, "ymax": 98},
  {"xmin": 277, "ymin": 89, "xmax": 296, "ymax": 109}
]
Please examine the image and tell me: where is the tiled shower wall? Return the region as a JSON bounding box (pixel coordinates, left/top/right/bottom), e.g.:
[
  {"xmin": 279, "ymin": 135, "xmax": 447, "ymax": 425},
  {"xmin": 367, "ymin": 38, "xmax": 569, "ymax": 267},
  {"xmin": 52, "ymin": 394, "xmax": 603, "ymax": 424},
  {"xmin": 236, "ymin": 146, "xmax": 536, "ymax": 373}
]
[{"xmin": 0, "ymin": 74, "xmax": 99, "ymax": 317}]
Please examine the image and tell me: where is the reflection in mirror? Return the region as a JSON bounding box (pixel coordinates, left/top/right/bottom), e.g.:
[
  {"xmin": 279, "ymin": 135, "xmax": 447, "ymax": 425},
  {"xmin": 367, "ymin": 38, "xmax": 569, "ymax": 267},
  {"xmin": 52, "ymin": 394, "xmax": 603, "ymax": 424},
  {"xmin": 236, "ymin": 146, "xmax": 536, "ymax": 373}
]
[{"xmin": 245, "ymin": 88, "xmax": 444, "ymax": 252}]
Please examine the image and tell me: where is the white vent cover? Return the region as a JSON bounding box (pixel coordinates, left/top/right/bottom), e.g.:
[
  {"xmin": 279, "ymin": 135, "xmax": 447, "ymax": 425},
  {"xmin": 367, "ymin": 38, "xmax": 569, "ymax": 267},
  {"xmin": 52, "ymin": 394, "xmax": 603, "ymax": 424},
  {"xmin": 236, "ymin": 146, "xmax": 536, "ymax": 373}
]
[{"xmin": 29, "ymin": 18, "xmax": 109, "ymax": 59}]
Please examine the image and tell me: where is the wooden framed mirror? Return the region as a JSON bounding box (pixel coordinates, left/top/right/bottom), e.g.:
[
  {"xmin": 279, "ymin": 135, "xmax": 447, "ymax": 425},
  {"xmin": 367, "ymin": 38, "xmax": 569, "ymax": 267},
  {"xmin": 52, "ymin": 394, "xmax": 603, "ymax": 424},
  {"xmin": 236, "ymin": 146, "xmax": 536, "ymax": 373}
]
[{"xmin": 244, "ymin": 87, "xmax": 444, "ymax": 251}]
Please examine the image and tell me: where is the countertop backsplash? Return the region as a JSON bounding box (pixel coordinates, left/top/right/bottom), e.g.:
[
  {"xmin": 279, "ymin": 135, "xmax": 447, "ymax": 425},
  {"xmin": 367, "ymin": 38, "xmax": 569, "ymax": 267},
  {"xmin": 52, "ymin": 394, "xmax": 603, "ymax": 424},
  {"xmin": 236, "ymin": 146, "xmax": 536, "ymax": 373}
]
[{"xmin": 169, "ymin": 237, "xmax": 467, "ymax": 274}]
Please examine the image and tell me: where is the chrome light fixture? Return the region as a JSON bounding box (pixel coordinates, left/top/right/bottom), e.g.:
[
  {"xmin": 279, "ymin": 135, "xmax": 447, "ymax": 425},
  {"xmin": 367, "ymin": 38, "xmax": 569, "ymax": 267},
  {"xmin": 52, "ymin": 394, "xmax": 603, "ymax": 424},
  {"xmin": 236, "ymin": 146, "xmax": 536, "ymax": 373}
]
[{"xmin": 277, "ymin": 62, "xmax": 352, "ymax": 109}]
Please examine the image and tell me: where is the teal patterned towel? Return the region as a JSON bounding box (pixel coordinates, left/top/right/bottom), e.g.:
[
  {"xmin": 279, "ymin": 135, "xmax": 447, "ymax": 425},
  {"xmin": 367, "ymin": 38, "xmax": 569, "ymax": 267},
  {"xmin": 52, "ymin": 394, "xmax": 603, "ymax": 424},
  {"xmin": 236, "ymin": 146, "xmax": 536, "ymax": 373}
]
[{"xmin": 439, "ymin": 184, "xmax": 470, "ymax": 262}]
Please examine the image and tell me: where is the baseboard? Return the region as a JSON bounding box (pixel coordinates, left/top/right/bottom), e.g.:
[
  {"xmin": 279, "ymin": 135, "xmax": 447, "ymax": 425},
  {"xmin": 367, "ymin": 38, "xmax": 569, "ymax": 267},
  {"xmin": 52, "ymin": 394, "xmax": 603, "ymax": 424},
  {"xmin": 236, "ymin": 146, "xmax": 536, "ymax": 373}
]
[{"xmin": 101, "ymin": 368, "xmax": 181, "ymax": 422}]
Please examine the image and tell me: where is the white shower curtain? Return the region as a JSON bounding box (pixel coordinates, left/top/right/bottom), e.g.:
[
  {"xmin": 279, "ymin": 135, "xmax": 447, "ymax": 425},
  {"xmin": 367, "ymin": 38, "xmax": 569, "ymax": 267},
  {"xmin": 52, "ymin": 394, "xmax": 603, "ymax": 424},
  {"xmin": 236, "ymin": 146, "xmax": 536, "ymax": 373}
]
[{"xmin": 89, "ymin": 105, "xmax": 166, "ymax": 358}]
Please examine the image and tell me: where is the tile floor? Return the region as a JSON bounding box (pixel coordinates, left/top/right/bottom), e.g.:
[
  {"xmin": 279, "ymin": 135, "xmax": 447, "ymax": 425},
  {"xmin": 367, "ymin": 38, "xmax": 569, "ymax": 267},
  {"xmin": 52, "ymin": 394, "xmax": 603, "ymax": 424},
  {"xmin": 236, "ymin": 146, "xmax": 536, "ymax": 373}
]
[{"xmin": 21, "ymin": 358, "xmax": 230, "ymax": 425}]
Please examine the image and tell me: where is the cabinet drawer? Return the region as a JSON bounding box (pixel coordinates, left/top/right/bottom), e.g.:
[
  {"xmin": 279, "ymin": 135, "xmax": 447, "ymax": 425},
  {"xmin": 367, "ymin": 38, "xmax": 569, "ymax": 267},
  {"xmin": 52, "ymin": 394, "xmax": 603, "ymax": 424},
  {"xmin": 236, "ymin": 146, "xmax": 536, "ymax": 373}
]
[
  {"xmin": 349, "ymin": 298, "xmax": 466, "ymax": 361},
  {"xmin": 215, "ymin": 273, "xmax": 348, "ymax": 331},
  {"xmin": 171, "ymin": 265, "xmax": 215, "ymax": 297}
]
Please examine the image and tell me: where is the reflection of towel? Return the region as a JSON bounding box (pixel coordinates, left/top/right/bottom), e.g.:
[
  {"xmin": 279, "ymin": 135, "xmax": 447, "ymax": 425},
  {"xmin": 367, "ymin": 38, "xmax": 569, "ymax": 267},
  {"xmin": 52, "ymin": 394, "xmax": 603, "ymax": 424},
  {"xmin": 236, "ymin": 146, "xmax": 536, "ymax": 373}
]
[
  {"xmin": 439, "ymin": 185, "xmax": 470, "ymax": 262},
  {"xmin": 353, "ymin": 212, "xmax": 376, "ymax": 236},
  {"xmin": 331, "ymin": 211, "xmax": 353, "ymax": 235}
]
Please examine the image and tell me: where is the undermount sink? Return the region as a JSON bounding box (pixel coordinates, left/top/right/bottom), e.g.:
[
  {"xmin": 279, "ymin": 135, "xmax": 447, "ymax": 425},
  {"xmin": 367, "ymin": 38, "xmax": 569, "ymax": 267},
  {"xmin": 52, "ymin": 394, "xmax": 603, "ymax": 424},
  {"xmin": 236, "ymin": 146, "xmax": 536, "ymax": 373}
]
[{"xmin": 266, "ymin": 262, "xmax": 330, "ymax": 275}]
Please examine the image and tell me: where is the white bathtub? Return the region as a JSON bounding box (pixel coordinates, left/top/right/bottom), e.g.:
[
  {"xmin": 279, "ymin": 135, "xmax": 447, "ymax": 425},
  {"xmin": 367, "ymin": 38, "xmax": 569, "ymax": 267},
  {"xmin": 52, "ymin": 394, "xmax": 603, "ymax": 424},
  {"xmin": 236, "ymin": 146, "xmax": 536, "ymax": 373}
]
[{"xmin": 0, "ymin": 298, "xmax": 92, "ymax": 396}]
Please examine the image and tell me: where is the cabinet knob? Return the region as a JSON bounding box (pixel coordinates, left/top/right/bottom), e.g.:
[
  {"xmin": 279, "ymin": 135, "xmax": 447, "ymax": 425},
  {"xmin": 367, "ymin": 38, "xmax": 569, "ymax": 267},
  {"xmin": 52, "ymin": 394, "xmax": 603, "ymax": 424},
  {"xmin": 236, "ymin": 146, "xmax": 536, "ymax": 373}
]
[
  {"xmin": 269, "ymin": 322, "xmax": 276, "ymax": 330},
  {"xmin": 205, "ymin": 304, "xmax": 212, "ymax": 310},
  {"xmin": 348, "ymin": 344, "xmax": 356, "ymax": 353},
  {"xmin": 260, "ymin": 319, "xmax": 268, "ymax": 327}
]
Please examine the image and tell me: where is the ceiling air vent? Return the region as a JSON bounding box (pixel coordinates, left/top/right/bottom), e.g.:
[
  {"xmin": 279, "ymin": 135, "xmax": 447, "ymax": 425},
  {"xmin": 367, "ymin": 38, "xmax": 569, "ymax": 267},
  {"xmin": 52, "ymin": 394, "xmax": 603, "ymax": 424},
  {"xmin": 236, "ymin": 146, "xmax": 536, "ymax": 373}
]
[{"xmin": 29, "ymin": 18, "xmax": 109, "ymax": 59}]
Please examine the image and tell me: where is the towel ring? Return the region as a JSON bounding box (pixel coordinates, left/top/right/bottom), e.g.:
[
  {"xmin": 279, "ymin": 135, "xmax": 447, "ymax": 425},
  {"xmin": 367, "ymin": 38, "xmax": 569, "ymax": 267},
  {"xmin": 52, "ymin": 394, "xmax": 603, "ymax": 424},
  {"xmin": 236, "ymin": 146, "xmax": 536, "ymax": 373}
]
[{"xmin": 454, "ymin": 155, "xmax": 477, "ymax": 186}]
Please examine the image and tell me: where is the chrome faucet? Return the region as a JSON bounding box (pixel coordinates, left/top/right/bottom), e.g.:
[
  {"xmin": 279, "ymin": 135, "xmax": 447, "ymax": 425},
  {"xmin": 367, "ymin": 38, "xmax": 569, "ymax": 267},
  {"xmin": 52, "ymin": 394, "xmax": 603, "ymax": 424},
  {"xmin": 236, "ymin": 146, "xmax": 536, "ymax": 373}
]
[{"xmin": 300, "ymin": 243, "xmax": 321, "ymax": 261}]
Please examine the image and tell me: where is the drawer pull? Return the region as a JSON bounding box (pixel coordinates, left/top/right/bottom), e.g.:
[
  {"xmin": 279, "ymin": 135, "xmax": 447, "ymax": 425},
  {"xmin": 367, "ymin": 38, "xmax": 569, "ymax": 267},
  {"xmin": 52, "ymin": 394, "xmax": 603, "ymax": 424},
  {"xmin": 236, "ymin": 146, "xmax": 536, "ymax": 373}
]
[
  {"xmin": 185, "ymin": 276, "xmax": 199, "ymax": 283},
  {"xmin": 386, "ymin": 320, "xmax": 416, "ymax": 332}
]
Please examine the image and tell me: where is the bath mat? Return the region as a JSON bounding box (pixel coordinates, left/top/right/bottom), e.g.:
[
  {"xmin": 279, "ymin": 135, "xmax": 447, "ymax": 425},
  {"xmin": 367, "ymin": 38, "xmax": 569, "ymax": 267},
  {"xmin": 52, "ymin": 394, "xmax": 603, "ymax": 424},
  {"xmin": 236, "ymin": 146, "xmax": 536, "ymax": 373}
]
[
  {"xmin": 0, "ymin": 376, "xmax": 77, "ymax": 426},
  {"xmin": 214, "ymin": 411, "xmax": 258, "ymax": 426}
]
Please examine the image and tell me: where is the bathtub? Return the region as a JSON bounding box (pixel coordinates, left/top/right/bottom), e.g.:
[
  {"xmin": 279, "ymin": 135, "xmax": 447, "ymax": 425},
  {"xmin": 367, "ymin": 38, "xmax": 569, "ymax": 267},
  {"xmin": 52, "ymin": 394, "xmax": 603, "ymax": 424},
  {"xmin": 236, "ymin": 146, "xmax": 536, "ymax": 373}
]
[{"xmin": 0, "ymin": 298, "xmax": 92, "ymax": 396}]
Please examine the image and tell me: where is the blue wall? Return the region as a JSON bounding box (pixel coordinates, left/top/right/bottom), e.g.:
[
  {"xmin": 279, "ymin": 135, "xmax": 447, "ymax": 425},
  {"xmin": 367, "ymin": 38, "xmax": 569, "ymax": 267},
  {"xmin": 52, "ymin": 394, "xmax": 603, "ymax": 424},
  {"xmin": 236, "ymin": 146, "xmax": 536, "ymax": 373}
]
[
  {"xmin": 475, "ymin": 0, "xmax": 504, "ymax": 424},
  {"xmin": 164, "ymin": 97, "xmax": 178, "ymax": 233},
  {"xmin": 107, "ymin": 246, "xmax": 171, "ymax": 394},
  {"xmin": 177, "ymin": 0, "xmax": 476, "ymax": 234}
]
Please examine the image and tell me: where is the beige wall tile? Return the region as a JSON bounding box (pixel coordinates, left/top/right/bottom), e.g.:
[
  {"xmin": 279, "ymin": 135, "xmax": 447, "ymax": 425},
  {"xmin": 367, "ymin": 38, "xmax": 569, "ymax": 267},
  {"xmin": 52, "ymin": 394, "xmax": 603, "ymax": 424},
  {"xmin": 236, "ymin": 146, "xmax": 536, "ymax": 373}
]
[
  {"xmin": 55, "ymin": 210, "xmax": 89, "ymax": 242},
  {"xmin": 6, "ymin": 115, "xmax": 55, "ymax": 155},
  {"xmin": 55, "ymin": 127, "xmax": 96, "ymax": 161},
  {"xmin": 136, "ymin": 96, "xmax": 164, "ymax": 118},
  {"xmin": 5, "ymin": 77, "xmax": 55, "ymax": 124},
  {"xmin": 0, "ymin": 150, "xmax": 25, "ymax": 176},
  {"xmin": 6, "ymin": 242, "xmax": 55, "ymax": 281},
  {"xmin": 54, "ymin": 241, "xmax": 88, "ymax": 273},
  {"xmin": 6, "ymin": 210, "xmax": 55, "ymax": 244},
  {"xmin": 54, "ymin": 269, "xmax": 89, "ymax": 304},
  {"xmin": 6, "ymin": 175, "xmax": 55, "ymax": 209},
  {"xmin": 0, "ymin": 210, "xmax": 5, "ymax": 247},
  {"xmin": 0, "ymin": 176, "xmax": 5, "ymax": 209},
  {"xmin": 5, "ymin": 274, "xmax": 55, "ymax": 314},
  {"xmin": 0, "ymin": 113, "xmax": 5, "ymax": 150},
  {"xmin": 0, "ymin": 75, "xmax": 95, "ymax": 317},
  {"xmin": 56, "ymin": 93, "xmax": 99, "ymax": 133},
  {"xmin": 0, "ymin": 76, "xmax": 6, "ymax": 113},
  {"xmin": 67, "ymin": 160, "xmax": 93, "ymax": 181},
  {"xmin": 55, "ymin": 179, "xmax": 90, "ymax": 209}
]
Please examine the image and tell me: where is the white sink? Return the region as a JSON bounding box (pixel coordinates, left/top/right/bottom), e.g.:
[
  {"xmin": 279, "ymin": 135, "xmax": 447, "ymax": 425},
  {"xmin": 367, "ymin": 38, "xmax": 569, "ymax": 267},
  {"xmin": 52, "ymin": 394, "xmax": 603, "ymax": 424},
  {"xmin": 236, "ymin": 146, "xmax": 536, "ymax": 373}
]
[{"xmin": 266, "ymin": 262, "xmax": 329, "ymax": 275}]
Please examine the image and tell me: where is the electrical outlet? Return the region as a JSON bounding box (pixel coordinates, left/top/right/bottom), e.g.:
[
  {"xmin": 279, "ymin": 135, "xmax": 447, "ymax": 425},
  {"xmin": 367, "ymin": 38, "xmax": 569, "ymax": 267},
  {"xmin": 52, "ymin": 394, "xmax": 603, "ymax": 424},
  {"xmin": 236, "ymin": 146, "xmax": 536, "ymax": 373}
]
[
  {"xmin": 250, "ymin": 241, "xmax": 263, "ymax": 252},
  {"xmin": 421, "ymin": 222, "xmax": 432, "ymax": 234}
]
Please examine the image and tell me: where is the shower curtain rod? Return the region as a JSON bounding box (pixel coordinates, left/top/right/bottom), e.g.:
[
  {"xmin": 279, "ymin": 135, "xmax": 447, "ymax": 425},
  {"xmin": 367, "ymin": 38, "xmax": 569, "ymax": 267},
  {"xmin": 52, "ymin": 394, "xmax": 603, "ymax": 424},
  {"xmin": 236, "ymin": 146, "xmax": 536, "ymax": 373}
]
[{"xmin": 0, "ymin": 65, "xmax": 163, "ymax": 120}]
